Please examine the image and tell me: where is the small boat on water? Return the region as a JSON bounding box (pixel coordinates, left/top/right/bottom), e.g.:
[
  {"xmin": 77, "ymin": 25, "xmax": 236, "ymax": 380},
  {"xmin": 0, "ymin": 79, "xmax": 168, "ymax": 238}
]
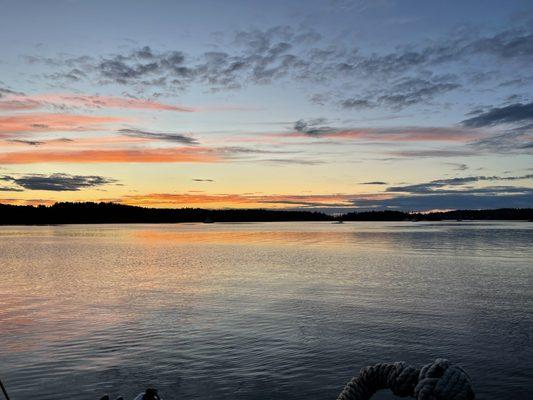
[
  {"xmin": 332, "ymin": 220, "xmax": 344, "ymax": 224},
  {"xmin": 203, "ymin": 217, "xmax": 214, "ymax": 224}
]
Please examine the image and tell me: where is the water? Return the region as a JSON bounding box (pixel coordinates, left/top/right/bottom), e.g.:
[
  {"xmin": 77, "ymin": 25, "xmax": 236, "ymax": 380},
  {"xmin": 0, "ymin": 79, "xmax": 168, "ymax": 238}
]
[{"xmin": 0, "ymin": 221, "xmax": 531, "ymax": 399}]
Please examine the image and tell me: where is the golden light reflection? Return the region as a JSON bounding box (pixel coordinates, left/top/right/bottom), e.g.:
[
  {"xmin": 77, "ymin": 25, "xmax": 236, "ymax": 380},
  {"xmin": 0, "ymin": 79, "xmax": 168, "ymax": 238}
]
[{"xmin": 133, "ymin": 227, "xmax": 362, "ymax": 247}]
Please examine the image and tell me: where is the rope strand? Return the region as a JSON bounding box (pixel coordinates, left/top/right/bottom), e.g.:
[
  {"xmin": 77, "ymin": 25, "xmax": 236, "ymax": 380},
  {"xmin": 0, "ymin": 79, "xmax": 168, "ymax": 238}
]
[{"xmin": 337, "ymin": 359, "xmax": 475, "ymax": 400}]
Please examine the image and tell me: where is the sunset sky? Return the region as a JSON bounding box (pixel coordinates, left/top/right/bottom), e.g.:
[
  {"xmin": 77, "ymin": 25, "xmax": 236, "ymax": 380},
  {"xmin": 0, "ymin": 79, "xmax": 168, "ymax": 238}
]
[{"xmin": 0, "ymin": 0, "xmax": 532, "ymax": 211}]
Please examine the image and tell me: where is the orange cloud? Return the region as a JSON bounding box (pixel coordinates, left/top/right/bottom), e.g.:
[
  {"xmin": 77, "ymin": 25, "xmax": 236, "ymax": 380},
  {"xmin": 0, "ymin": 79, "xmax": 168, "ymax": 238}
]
[
  {"xmin": 0, "ymin": 198, "xmax": 56, "ymax": 206},
  {"xmin": 0, "ymin": 94, "xmax": 196, "ymax": 112},
  {"xmin": 0, "ymin": 113, "xmax": 124, "ymax": 134},
  {"xmin": 118, "ymin": 193, "xmax": 259, "ymax": 207},
  {"xmin": 0, "ymin": 147, "xmax": 220, "ymax": 163},
  {"xmin": 0, "ymin": 192, "xmax": 394, "ymax": 209},
  {"xmin": 113, "ymin": 192, "xmax": 392, "ymax": 208}
]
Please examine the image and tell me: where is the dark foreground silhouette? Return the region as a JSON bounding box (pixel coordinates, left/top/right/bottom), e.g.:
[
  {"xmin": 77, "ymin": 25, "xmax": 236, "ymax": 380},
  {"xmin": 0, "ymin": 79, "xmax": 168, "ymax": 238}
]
[
  {"xmin": 0, "ymin": 202, "xmax": 531, "ymax": 225},
  {"xmin": 96, "ymin": 358, "xmax": 474, "ymax": 400}
]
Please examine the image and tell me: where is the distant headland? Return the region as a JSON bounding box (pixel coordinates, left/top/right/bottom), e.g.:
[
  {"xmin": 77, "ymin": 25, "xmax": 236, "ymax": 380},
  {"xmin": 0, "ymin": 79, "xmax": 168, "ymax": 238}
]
[{"xmin": 0, "ymin": 202, "xmax": 531, "ymax": 225}]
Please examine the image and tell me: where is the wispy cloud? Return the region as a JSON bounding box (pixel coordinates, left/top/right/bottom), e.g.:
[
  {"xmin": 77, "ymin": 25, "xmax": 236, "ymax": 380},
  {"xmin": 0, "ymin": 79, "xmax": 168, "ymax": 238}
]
[
  {"xmin": 289, "ymin": 119, "xmax": 480, "ymax": 142},
  {"xmin": 469, "ymin": 123, "xmax": 533, "ymax": 153},
  {"xmin": 24, "ymin": 25, "xmax": 533, "ymax": 107},
  {"xmin": 340, "ymin": 76, "xmax": 461, "ymax": 110},
  {"xmin": 6, "ymin": 139, "xmax": 44, "ymax": 146},
  {"xmin": 257, "ymin": 158, "xmax": 325, "ymax": 165},
  {"xmin": 462, "ymin": 101, "xmax": 533, "ymax": 127},
  {"xmin": 388, "ymin": 149, "xmax": 478, "ymax": 158},
  {"xmin": 0, "ymin": 113, "xmax": 124, "ymax": 135},
  {"xmin": 118, "ymin": 128, "xmax": 199, "ymax": 145},
  {"xmin": 0, "ymin": 99, "xmax": 41, "ymax": 111},
  {"xmin": 446, "ymin": 163, "xmax": 469, "ymax": 171},
  {"xmin": 387, "ymin": 174, "xmax": 533, "ymax": 193},
  {"xmin": 0, "ymin": 93, "xmax": 196, "ymax": 112},
  {"xmin": 0, "ymin": 147, "xmax": 221, "ymax": 164},
  {"xmin": 0, "ymin": 186, "xmax": 24, "ymax": 192},
  {"xmin": 0, "ymin": 86, "xmax": 23, "ymax": 98}
]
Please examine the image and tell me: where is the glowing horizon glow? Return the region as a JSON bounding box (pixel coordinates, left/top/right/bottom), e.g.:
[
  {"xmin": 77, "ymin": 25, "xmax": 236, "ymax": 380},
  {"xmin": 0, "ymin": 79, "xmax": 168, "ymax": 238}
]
[{"xmin": 0, "ymin": 0, "xmax": 532, "ymax": 212}]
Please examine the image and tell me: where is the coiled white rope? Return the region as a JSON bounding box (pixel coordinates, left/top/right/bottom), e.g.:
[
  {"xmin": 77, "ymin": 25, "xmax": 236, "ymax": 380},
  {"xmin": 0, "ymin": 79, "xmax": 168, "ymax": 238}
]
[{"xmin": 337, "ymin": 359, "xmax": 475, "ymax": 400}]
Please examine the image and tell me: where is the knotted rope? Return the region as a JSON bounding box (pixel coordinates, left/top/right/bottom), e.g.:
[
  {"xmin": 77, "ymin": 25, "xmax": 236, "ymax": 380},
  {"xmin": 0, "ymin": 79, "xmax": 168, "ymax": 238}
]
[{"xmin": 337, "ymin": 359, "xmax": 475, "ymax": 400}]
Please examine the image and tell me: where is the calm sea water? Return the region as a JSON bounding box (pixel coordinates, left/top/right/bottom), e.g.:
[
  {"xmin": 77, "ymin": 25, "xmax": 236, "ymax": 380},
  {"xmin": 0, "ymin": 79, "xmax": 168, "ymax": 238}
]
[{"xmin": 0, "ymin": 221, "xmax": 531, "ymax": 399}]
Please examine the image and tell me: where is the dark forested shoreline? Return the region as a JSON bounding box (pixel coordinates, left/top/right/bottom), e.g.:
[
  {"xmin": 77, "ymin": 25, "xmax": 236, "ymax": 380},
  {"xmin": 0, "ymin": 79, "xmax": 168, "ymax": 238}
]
[{"xmin": 0, "ymin": 202, "xmax": 531, "ymax": 225}]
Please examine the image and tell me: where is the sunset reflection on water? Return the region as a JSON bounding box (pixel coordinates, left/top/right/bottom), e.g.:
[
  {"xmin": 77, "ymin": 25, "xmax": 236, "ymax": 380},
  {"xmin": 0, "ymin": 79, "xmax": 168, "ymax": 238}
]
[{"xmin": 1, "ymin": 222, "xmax": 531, "ymax": 400}]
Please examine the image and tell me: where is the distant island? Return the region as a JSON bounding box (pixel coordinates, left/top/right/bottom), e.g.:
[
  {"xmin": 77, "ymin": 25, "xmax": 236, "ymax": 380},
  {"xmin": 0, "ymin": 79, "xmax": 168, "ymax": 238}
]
[{"xmin": 0, "ymin": 202, "xmax": 531, "ymax": 225}]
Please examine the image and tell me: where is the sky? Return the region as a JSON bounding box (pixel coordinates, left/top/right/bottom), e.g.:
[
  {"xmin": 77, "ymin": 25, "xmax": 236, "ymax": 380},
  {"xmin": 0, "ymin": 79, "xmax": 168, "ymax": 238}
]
[{"xmin": 0, "ymin": 0, "xmax": 532, "ymax": 212}]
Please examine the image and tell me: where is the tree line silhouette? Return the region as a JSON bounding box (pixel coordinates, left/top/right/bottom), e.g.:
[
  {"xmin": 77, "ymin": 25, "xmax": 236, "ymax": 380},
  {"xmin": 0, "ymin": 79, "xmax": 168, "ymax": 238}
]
[{"xmin": 0, "ymin": 202, "xmax": 531, "ymax": 225}]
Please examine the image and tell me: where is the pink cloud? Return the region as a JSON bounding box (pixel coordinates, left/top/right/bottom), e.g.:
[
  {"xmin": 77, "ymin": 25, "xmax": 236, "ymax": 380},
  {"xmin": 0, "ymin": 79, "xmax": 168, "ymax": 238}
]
[
  {"xmin": 0, "ymin": 113, "xmax": 125, "ymax": 135},
  {"xmin": 0, "ymin": 94, "xmax": 196, "ymax": 112},
  {"xmin": 0, "ymin": 147, "xmax": 220, "ymax": 164},
  {"xmin": 0, "ymin": 99, "xmax": 42, "ymax": 111},
  {"xmin": 280, "ymin": 126, "xmax": 483, "ymax": 142}
]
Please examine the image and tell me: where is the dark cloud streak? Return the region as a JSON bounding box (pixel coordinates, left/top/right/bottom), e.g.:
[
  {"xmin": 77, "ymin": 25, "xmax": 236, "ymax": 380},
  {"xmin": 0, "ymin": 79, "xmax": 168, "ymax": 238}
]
[
  {"xmin": 387, "ymin": 174, "xmax": 533, "ymax": 194},
  {"xmin": 351, "ymin": 190, "xmax": 533, "ymax": 211},
  {"xmin": 462, "ymin": 102, "xmax": 533, "ymax": 127},
  {"xmin": 0, "ymin": 173, "xmax": 118, "ymax": 191},
  {"xmin": 118, "ymin": 128, "xmax": 199, "ymax": 145}
]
